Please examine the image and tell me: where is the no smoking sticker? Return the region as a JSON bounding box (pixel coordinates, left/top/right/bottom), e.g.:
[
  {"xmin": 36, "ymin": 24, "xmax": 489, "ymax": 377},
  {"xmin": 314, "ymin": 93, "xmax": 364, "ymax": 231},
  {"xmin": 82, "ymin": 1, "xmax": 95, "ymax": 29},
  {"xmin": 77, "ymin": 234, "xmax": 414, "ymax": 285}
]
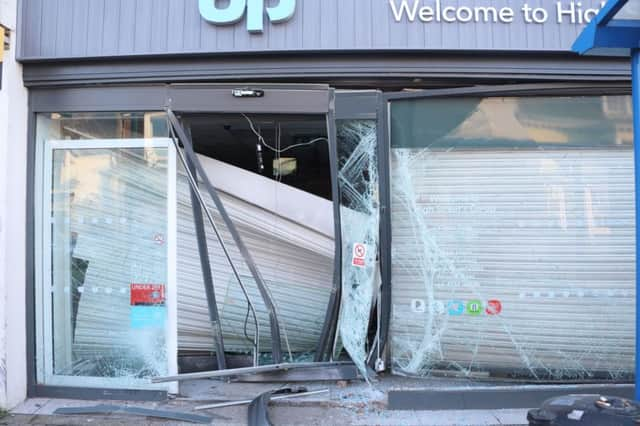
[{"xmin": 352, "ymin": 243, "xmax": 367, "ymax": 268}]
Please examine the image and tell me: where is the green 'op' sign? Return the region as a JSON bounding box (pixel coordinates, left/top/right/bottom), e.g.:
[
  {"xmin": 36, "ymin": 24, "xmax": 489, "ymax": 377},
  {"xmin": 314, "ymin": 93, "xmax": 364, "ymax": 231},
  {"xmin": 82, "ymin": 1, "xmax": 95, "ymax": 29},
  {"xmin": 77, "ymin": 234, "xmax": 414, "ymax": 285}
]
[{"xmin": 199, "ymin": 0, "xmax": 296, "ymax": 33}]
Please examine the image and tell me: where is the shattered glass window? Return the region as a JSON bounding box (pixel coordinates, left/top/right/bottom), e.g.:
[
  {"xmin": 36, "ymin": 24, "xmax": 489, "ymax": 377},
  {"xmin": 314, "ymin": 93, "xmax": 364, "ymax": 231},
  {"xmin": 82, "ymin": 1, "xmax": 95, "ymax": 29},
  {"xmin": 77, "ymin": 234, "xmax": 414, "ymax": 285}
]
[
  {"xmin": 50, "ymin": 147, "xmax": 169, "ymax": 381},
  {"xmin": 36, "ymin": 112, "xmax": 172, "ymax": 389},
  {"xmin": 389, "ymin": 96, "xmax": 635, "ymax": 380},
  {"xmin": 336, "ymin": 120, "xmax": 380, "ymax": 378}
]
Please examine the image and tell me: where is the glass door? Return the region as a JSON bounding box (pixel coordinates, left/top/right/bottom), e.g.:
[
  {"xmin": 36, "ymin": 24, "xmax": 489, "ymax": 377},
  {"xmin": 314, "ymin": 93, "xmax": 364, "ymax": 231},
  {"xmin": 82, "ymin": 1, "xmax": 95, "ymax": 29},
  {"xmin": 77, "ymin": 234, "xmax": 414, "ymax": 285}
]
[{"xmin": 37, "ymin": 138, "xmax": 177, "ymax": 390}]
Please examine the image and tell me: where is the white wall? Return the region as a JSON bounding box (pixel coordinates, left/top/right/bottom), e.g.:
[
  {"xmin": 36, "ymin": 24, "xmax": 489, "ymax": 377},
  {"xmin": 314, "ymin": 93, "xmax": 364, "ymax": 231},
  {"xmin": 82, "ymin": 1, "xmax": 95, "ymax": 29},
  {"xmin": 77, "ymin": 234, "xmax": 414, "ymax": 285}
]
[{"xmin": 0, "ymin": 0, "xmax": 28, "ymax": 409}]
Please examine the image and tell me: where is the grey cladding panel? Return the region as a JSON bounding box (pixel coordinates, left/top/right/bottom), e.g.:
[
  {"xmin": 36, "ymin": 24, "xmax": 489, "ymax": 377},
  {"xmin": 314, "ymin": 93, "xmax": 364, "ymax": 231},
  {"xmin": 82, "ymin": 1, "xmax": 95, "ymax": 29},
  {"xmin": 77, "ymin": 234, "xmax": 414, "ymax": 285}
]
[
  {"xmin": 30, "ymin": 86, "xmax": 169, "ymax": 112},
  {"xmin": 167, "ymin": 85, "xmax": 330, "ymax": 114},
  {"xmin": 19, "ymin": 0, "xmax": 605, "ymax": 61}
]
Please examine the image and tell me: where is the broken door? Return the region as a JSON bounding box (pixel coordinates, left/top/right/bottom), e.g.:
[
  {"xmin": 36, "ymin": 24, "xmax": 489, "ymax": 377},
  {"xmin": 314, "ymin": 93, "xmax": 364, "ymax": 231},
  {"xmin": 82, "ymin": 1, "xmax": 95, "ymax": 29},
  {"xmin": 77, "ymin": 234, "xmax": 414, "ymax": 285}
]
[{"xmin": 35, "ymin": 112, "xmax": 177, "ymax": 390}]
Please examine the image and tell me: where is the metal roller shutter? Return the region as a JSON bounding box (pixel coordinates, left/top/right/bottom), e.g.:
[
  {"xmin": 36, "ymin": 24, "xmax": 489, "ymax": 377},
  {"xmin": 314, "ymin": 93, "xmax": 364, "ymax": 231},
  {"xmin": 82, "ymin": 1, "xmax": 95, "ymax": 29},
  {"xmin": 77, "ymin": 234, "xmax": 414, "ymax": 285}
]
[{"xmin": 390, "ymin": 148, "xmax": 635, "ymax": 379}]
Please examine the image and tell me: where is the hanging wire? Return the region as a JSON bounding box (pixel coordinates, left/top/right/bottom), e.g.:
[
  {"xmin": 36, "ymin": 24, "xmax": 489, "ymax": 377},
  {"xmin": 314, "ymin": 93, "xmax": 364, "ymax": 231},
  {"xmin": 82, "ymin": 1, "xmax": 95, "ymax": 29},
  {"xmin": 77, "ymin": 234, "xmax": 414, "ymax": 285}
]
[
  {"xmin": 242, "ymin": 113, "xmax": 328, "ymax": 154},
  {"xmin": 249, "ymin": 117, "xmax": 295, "ymax": 362}
]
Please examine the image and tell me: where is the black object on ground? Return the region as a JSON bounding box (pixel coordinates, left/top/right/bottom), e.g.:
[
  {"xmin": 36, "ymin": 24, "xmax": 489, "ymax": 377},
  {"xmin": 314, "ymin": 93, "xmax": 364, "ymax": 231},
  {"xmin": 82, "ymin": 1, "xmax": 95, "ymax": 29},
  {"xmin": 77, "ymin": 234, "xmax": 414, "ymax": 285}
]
[
  {"xmin": 248, "ymin": 387, "xmax": 311, "ymax": 426},
  {"xmin": 528, "ymin": 394, "xmax": 640, "ymax": 425},
  {"xmin": 53, "ymin": 404, "xmax": 218, "ymax": 424}
]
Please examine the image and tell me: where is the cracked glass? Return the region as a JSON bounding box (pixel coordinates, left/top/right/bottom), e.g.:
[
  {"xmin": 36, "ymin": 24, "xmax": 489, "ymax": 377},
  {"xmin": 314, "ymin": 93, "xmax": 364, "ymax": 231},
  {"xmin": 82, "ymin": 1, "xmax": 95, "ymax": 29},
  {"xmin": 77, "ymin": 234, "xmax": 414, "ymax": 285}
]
[
  {"xmin": 36, "ymin": 112, "xmax": 172, "ymax": 389},
  {"xmin": 389, "ymin": 95, "xmax": 635, "ymax": 380},
  {"xmin": 336, "ymin": 120, "xmax": 380, "ymax": 378}
]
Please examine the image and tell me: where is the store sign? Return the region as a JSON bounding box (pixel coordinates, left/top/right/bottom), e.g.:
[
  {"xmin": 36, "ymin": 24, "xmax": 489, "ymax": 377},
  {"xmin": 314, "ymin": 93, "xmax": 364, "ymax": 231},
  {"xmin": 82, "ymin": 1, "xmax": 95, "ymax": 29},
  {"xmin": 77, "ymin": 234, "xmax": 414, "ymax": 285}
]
[
  {"xmin": 199, "ymin": 0, "xmax": 296, "ymax": 33},
  {"xmin": 389, "ymin": 0, "xmax": 605, "ymax": 25}
]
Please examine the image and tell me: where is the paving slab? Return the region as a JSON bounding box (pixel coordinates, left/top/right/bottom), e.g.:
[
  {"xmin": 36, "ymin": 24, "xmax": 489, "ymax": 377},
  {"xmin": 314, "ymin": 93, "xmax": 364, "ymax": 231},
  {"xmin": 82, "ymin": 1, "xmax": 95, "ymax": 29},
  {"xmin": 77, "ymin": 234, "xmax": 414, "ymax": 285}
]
[{"xmin": 14, "ymin": 375, "xmax": 614, "ymax": 425}]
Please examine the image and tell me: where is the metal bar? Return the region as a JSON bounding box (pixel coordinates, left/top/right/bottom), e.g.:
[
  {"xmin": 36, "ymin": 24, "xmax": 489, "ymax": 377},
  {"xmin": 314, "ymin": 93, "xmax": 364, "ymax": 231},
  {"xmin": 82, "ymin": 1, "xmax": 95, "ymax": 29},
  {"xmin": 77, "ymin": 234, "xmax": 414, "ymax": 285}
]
[
  {"xmin": 388, "ymin": 385, "xmax": 635, "ymax": 411},
  {"xmin": 184, "ymin": 124, "xmax": 227, "ymax": 371},
  {"xmin": 233, "ymin": 364, "xmax": 360, "ymax": 383},
  {"xmin": 376, "ymin": 94, "xmax": 392, "ymax": 365},
  {"xmin": 195, "ymin": 389, "xmax": 330, "ymax": 411},
  {"xmin": 167, "ymin": 109, "xmax": 283, "ymax": 363},
  {"xmin": 314, "ymin": 91, "xmax": 343, "ymax": 362},
  {"xmin": 152, "ymin": 362, "xmax": 354, "ymax": 383},
  {"xmin": 167, "ymin": 119, "xmax": 260, "ymax": 364},
  {"xmin": 54, "ymin": 404, "xmax": 216, "ymax": 424},
  {"xmin": 632, "ymin": 48, "xmax": 640, "ymax": 401}
]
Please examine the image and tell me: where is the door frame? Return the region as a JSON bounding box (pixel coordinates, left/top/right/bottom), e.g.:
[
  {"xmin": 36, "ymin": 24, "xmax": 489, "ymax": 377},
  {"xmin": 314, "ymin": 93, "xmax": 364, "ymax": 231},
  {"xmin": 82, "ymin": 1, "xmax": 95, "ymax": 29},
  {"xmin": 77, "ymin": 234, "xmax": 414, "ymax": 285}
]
[
  {"xmin": 34, "ymin": 137, "xmax": 177, "ymax": 394},
  {"xmin": 27, "ymin": 83, "xmax": 341, "ymax": 399}
]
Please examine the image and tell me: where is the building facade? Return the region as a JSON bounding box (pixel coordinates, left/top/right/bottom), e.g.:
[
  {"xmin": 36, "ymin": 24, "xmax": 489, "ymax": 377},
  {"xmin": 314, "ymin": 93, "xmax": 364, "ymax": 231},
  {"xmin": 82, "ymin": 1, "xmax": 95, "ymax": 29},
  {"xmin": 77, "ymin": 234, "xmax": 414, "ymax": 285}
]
[
  {"xmin": 0, "ymin": 0, "xmax": 28, "ymax": 409},
  {"xmin": 2, "ymin": 0, "xmax": 636, "ymax": 405}
]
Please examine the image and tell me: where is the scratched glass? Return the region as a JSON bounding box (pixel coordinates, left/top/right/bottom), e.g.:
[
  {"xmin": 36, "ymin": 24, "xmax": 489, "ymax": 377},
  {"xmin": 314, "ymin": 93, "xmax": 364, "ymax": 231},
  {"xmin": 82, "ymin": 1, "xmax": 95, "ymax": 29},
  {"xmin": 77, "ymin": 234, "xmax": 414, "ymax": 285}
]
[{"xmin": 389, "ymin": 95, "xmax": 635, "ymax": 380}]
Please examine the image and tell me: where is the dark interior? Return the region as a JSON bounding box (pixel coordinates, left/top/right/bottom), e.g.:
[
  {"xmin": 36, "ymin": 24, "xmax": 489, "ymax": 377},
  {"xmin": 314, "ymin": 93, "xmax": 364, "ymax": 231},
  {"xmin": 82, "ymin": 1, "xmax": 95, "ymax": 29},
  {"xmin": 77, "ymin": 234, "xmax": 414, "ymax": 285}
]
[{"xmin": 186, "ymin": 113, "xmax": 332, "ymax": 200}]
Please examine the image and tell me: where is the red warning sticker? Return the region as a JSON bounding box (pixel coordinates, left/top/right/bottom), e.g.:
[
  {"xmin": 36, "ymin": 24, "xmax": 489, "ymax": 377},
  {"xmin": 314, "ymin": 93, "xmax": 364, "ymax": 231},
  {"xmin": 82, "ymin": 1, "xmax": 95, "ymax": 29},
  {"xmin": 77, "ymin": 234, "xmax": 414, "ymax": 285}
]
[
  {"xmin": 130, "ymin": 283, "xmax": 165, "ymax": 306},
  {"xmin": 352, "ymin": 243, "xmax": 367, "ymax": 268}
]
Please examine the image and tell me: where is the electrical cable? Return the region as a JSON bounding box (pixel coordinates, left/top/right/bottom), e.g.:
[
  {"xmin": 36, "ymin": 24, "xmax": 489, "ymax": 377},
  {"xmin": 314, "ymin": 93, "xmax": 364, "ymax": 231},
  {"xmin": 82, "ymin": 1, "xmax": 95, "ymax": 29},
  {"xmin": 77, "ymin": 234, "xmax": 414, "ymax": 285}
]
[
  {"xmin": 243, "ymin": 116, "xmax": 297, "ymax": 363},
  {"xmin": 242, "ymin": 113, "xmax": 328, "ymax": 154}
]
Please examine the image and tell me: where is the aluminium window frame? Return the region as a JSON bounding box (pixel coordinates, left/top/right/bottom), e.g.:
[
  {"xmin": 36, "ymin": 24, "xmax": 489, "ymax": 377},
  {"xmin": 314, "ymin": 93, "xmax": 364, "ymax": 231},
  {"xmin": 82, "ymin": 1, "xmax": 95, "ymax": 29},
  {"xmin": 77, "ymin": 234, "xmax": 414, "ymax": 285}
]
[{"xmin": 326, "ymin": 91, "xmax": 383, "ymax": 365}]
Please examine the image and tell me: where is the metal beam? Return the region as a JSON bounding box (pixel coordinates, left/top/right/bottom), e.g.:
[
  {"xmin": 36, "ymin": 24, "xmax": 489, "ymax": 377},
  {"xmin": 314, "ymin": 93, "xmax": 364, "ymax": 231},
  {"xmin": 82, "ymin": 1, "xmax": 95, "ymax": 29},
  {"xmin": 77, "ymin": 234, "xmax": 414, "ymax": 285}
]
[
  {"xmin": 314, "ymin": 91, "xmax": 342, "ymax": 362},
  {"xmin": 233, "ymin": 364, "xmax": 360, "ymax": 383},
  {"xmin": 152, "ymin": 362, "xmax": 354, "ymax": 383},
  {"xmin": 184, "ymin": 131, "xmax": 227, "ymax": 371},
  {"xmin": 388, "ymin": 385, "xmax": 635, "ymax": 411}
]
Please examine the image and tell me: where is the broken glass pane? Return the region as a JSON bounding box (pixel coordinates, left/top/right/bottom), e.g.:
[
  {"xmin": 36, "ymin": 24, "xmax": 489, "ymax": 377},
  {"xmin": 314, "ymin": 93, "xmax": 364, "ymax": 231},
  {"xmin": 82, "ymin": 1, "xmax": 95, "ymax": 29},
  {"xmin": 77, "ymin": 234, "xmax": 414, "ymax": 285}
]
[
  {"xmin": 389, "ymin": 96, "xmax": 635, "ymax": 380},
  {"xmin": 37, "ymin": 112, "xmax": 172, "ymax": 389},
  {"xmin": 49, "ymin": 146, "xmax": 169, "ymax": 385},
  {"xmin": 336, "ymin": 120, "xmax": 380, "ymax": 378}
]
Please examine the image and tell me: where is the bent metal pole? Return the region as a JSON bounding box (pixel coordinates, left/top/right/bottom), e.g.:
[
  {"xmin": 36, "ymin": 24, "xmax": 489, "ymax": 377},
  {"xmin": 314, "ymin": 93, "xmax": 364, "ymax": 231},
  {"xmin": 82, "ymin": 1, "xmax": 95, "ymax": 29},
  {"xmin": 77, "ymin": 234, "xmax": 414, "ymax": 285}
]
[
  {"xmin": 185, "ymin": 146, "xmax": 227, "ymax": 371},
  {"xmin": 167, "ymin": 109, "xmax": 283, "ymax": 363},
  {"xmin": 168, "ymin": 119, "xmax": 261, "ymax": 365}
]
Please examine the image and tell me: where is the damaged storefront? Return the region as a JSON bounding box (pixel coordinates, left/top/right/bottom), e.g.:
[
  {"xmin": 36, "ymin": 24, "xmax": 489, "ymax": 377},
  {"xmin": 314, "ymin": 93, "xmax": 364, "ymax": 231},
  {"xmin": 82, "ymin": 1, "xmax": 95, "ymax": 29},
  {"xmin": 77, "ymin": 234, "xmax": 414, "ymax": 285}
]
[{"xmin": 16, "ymin": 0, "xmax": 637, "ymax": 402}]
